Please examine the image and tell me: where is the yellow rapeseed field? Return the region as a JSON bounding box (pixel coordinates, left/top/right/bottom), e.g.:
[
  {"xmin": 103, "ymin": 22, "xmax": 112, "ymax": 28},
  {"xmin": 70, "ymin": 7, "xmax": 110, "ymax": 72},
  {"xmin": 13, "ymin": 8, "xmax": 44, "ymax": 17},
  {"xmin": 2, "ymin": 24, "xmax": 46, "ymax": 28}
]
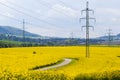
[{"xmin": 0, "ymin": 46, "xmax": 120, "ymax": 79}]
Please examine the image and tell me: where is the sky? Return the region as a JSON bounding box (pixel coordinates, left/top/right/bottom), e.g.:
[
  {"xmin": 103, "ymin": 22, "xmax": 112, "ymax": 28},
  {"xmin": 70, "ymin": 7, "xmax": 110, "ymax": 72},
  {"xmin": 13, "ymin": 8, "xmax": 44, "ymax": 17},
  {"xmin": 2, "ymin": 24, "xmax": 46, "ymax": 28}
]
[{"xmin": 0, "ymin": 0, "xmax": 120, "ymax": 38}]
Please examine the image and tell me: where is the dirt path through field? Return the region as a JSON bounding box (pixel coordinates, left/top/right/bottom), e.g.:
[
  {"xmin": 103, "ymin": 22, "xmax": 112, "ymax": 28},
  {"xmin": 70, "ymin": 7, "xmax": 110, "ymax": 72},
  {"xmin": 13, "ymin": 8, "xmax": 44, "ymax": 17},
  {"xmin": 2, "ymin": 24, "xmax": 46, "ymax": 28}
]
[{"xmin": 38, "ymin": 58, "xmax": 72, "ymax": 70}]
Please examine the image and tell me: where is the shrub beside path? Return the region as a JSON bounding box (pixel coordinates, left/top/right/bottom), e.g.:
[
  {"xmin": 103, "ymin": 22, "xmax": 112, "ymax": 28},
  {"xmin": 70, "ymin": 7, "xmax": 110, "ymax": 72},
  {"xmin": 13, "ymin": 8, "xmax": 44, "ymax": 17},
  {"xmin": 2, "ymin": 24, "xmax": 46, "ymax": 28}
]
[{"xmin": 38, "ymin": 58, "xmax": 72, "ymax": 70}]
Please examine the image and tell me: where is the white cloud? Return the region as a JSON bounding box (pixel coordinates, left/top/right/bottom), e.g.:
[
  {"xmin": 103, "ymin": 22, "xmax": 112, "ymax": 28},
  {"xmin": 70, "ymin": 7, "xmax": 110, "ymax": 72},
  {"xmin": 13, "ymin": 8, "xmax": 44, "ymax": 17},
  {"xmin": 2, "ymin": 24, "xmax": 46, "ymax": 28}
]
[
  {"xmin": 0, "ymin": 0, "xmax": 7, "ymax": 3},
  {"xmin": 0, "ymin": 0, "xmax": 16, "ymax": 4},
  {"xmin": 107, "ymin": 9, "xmax": 120, "ymax": 16},
  {"xmin": 47, "ymin": 4, "xmax": 79, "ymax": 19},
  {"xmin": 4, "ymin": 12, "xmax": 14, "ymax": 18},
  {"xmin": 111, "ymin": 18, "xmax": 120, "ymax": 22},
  {"xmin": 97, "ymin": 8, "xmax": 120, "ymax": 16}
]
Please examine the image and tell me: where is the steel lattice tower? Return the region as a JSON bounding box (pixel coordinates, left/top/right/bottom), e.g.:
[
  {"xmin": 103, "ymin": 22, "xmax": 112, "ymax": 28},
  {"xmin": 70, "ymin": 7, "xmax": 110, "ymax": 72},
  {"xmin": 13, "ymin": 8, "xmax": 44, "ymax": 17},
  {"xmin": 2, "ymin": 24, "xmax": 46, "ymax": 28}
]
[
  {"xmin": 23, "ymin": 19, "xmax": 25, "ymax": 46},
  {"xmin": 80, "ymin": 1, "xmax": 96, "ymax": 58},
  {"xmin": 107, "ymin": 29, "xmax": 113, "ymax": 46}
]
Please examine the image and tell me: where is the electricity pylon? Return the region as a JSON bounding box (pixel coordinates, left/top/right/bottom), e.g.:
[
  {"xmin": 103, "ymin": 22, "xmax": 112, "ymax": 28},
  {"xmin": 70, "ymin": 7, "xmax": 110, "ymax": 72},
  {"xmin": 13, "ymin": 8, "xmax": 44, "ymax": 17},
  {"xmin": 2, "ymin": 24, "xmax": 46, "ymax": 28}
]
[
  {"xmin": 79, "ymin": 1, "xmax": 96, "ymax": 58},
  {"xmin": 70, "ymin": 32, "xmax": 74, "ymax": 39},
  {"xmin": 107, "ymin": 29, "xmax": 113, "ymax": 46},
  {"xmin": 23, "ymin": 19, "xmax": 25, "ymax": 46}
]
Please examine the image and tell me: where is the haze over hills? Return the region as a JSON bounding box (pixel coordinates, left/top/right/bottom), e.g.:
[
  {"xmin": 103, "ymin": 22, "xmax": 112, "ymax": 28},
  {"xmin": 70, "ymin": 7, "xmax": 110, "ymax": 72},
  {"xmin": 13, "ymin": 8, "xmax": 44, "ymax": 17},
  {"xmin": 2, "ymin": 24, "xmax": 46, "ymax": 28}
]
[
  {"xmin": 97, "ymin": 34, "xmax": 120, "ymax": 40},
  {"xmin": 0, "ymin": 26, "xmax": 41, "ymax": 38},
  {"xmin": 0, "ymin": 25, "xmax": 120, "ymax": 46},
  {"xmin": 0, "ymin": 25, "xmax": 120, "ymax": 40}
]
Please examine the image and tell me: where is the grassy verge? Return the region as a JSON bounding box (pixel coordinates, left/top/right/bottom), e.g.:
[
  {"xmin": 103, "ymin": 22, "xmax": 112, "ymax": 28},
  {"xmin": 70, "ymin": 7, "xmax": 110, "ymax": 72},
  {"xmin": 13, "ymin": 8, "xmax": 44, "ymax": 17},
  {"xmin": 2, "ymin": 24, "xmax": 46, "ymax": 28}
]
[{"xmin": 30, "ymin": 59, "xmax": 65, "ymax": 70}]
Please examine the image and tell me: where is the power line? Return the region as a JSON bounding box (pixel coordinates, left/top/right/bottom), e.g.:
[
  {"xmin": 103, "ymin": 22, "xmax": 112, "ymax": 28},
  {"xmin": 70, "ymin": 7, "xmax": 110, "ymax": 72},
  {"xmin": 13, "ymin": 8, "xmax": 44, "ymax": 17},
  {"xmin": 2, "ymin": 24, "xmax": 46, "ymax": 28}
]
[
  {"xmin": 5, "ymin": 0, "xmax": 34, "ymax": 13},
  {"xmin": 0, "ymin": 1, "xmax": 59, "ymax": 27},
  {"xmin": 5, "ymin": 0, "xmax": 76, "ymax": 26},
  {"xmin": 5, "ymin": 0, "xmax": 68, "ymax": 23},
  {"xmin": 4, "ymin": 0, "xmax": 67, "ymax": 24},
  {"xmin": 79, "ymin": 1, "xmax": 96, "ymax": 58},
  {"xmin": 0, "ymin": 12, "xmax": 47, "ymax": 29},
  {"xmin": 0, "ymin": 13, "xmax": 22, "ymax": 23},
  {"xmin": 35, "ymin": 0, "xmax": 72, "ymax": 17},
  {"xmin": 35, "ymin": 0, "xmax": 80, "ymax": 25},
  {"xmin": 58, "ymin": 0, "xmax": 79, "ymax": 11},
  {"xmin": 6, "ymin": 0, "xmax": 75, "ymax": 26},
  {"xmin": 4, "ymin": 0, "xmax": 44, "ymax": 17}
]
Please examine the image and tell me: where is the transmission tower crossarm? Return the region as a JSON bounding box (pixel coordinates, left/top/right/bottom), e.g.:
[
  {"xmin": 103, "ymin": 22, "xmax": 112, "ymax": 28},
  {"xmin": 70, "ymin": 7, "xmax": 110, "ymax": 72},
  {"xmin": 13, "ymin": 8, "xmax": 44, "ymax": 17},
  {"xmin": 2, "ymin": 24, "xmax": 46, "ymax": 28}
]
[
  {"xmin": 89, "ymin": 26, "xmax": 94, "ymax": 31},
  {"xmin": 81, "ymin": 26, "xmax": 86, "ymax": 31},
  {"xmin": 80, "ymin": 17, "xmax": 86, "ymax": 19},
  {"xmin": 82, "ymin": 26, "xmax": 86, "ymax": 27},
  {"xmin": 79, "ymin": 18, "xmax": 86, "ymax": 23},
  {"xmin": 88, "ymin": 9, "xmax": 94, "ymax": 14},
  {"xmin": 89, "ymin": 17, "xmax": 96, "ymax": 22},
  {"xmin": 89, "ymin": 17, "xmax": 96, "ymax": 19},
  {"xmin": 81, "ymin": 9, "xmax": 86, "ymax": 15},
  {"xmin": 81, "ymin": 9, "xmax": 86, "ymax": 12}
]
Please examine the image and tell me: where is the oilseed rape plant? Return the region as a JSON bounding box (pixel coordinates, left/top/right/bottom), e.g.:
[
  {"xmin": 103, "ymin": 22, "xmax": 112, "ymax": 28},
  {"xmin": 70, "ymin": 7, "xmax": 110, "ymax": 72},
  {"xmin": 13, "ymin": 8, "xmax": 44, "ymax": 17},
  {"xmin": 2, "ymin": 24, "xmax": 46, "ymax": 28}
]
[{"xmin": 0, "ymin": 46, "xmax": 120, "ymax": 79}]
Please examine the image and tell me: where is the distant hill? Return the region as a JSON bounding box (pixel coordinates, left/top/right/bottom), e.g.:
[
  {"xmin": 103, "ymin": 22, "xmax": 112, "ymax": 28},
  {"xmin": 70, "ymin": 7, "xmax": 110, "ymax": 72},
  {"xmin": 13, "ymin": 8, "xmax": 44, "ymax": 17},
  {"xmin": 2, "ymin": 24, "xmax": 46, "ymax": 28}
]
[
  {"xmin": 0, "ymin": 26, "xmax": 41, "ymax": 38},
  {"xmin": 98, "ymin": 34, "xmax": 120, "ymax": 40},
  {"xmin": 117, "ymin": 33, "xmax": 120, "ymax": 37},
  {"xmin": 97, "ymin": 33, "xmax": 120, "ymax": 45}
]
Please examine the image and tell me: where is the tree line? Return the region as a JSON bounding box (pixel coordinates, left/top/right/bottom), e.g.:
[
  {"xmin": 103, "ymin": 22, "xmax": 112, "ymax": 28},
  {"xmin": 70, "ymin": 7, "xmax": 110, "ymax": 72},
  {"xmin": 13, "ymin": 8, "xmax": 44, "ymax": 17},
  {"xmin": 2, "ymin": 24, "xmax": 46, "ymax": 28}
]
[{"xmin": 0, "ymin": 34, "xmax": 104, "ymax": 48}]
